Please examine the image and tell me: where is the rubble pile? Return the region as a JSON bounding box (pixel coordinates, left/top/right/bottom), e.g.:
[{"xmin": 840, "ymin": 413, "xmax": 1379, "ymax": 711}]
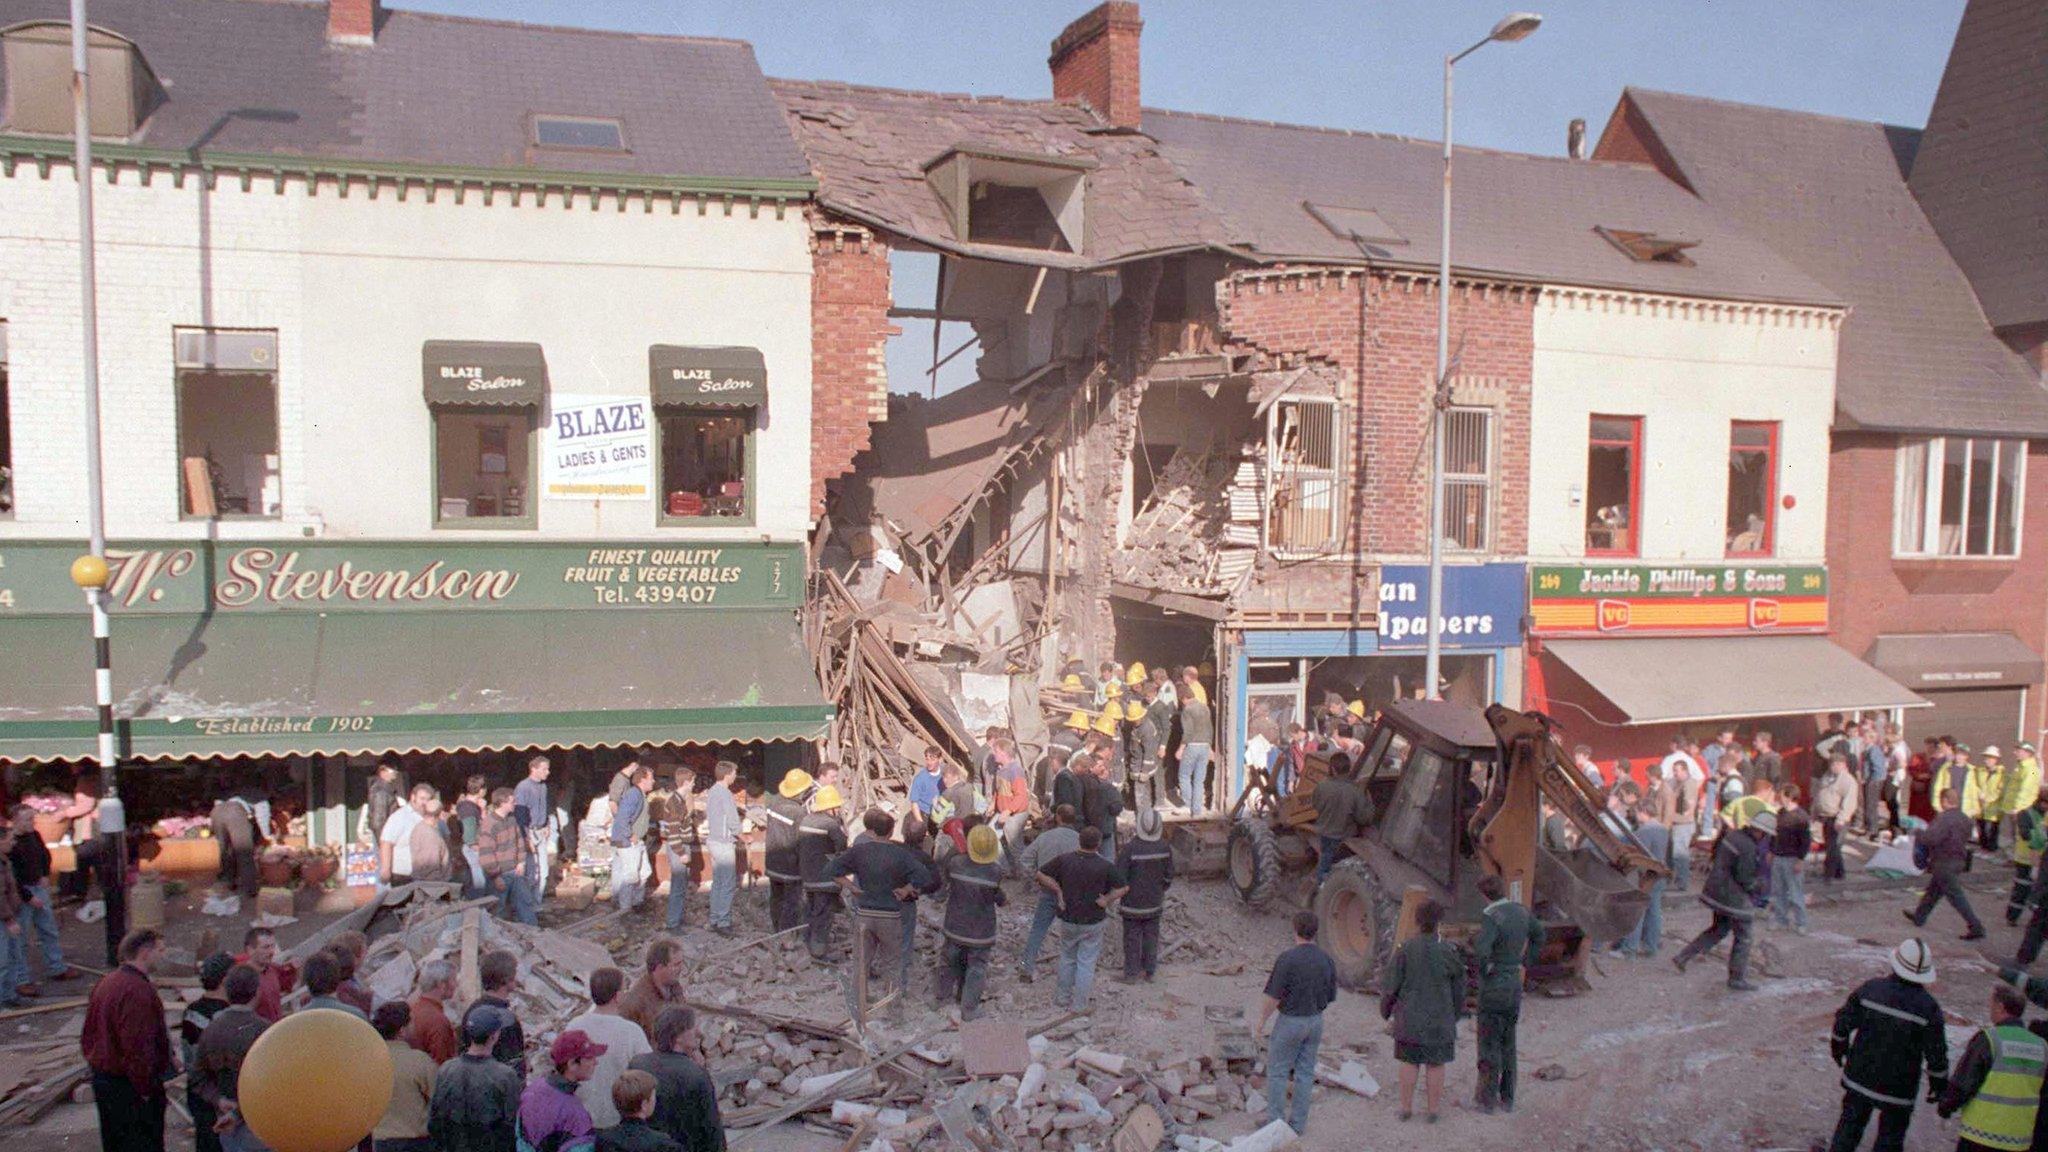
[{"xmin": 1115, "ymin": 443, "xmax": 1254, "ymax": 596}]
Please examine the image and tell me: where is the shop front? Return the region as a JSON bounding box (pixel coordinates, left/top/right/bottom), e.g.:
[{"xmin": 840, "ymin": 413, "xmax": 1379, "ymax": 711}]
[
  {"xmin": 1864, "ymin": 632, "xmax": 2045, "ymax": 752},
  {"xmin": 1524, "ymin": 563, "xmax": 1925, "ymax": 784},
  {"xmin": 0, "ymin": 538, "xmax": 831, "ymax": 858},
  {"xmin": 1223, "ymin": 562, "xmax": 1526, "ymax": 801}
]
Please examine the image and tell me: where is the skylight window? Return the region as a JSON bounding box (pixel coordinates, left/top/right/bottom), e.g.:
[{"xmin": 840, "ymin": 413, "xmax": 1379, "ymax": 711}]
[
  {"xmin": 1596, "ymin": 226, "xmax": 1698, "ymax": 266},
  {"xmin": 1304, "ymin": 203, "xmax": 1406, "ymax": 247},
  {"xmin": 532, "ymin": 115, "xmax": 626, "ymax": 152}
]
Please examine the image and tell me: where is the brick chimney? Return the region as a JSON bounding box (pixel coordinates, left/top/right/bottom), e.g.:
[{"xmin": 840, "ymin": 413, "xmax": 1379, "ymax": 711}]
[
  {"xmin": 328, "ymin": 0, "xmax": 381, "ymax": 45},
  {"xmin": 1049, "ymin": 3, "xmax": 1142, "ymax": 130}
]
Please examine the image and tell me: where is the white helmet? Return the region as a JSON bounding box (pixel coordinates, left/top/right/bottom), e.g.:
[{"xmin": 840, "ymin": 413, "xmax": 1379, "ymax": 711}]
[{"xmin": 1891, "ymin": 937, "xmax": 1935, "ymax": 985}]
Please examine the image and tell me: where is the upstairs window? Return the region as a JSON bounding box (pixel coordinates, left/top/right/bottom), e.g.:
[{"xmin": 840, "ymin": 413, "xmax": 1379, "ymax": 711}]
[
  {"xmin": 1266, "ymin": 397, "xmax": 1343, "ymax": 554},
  {"xmin": 532, "ymin": 115, "xmax": 626, "ymax": 152},
  {"xmin": 1585, "ymin": 415, "xmax": 1641, "ymax": 556},
  {"xmin": 1895, "ymin": 436, "xmax": 2024, "ymax": 559},
  {"xmin": 1, "ymin": 22, "xmax": 164, "ymax": 139},
  {"xmin": 1726, "ymin": 421, "xmax": 1778, "ymax": 557},
  {"xmin": 925, "ymin": 146, "xmax": 1090, "ymax": 253},
  {"xmin": 1441, "ymin": 407, "xmax": 1494, "ymax": 552},
  {"xmin": 175, "ymin": 329, "xmax": 280, "ymax": 520}
]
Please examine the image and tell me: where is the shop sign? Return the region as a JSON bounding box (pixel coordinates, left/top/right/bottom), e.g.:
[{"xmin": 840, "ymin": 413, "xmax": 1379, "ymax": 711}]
[
  {"xmin": 543, "ymin": 394, "xmax": 653, "ymax": 500},
  {"xmin": 1375, "ymin": 563, "xmax": 1527, "ymax": 649},
  {"xmin": 1528, "ymin": 563, "xmax": 1827, "ymax": 637},
  {"xmin": 0, "ymin": 540, "xmax": 798, "ymax": 615}
]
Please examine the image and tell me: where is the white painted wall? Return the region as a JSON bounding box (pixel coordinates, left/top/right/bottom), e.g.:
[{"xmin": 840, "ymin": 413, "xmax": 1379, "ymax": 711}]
[
  {"xmin": 1527, "ymin": 290, "xmax": 1841, "ymax": 563},
  {"xmin": 0, "ymin": 165, "xmax": 814, "ymax": 541}
]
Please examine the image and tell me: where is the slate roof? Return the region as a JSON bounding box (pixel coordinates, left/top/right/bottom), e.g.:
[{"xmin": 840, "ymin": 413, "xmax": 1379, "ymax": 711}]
[
  {"xmin": 770, "ymin": 79, "xmax": 1234, "ymax": 268},
  {"xmin": 1141, "ymin": 107, "xmax": 1840, "ymax": 308},
  {"xmin": 0, "ymin": 0, "xmax": 812, "ymax": 187},
  {"xmin": 1908, "ymin": 0, "xmax": 2048, "ymax": 331},
  {"xmin": 1616, "ymin": 88, "xmax": 2048, "ymax": 437}
]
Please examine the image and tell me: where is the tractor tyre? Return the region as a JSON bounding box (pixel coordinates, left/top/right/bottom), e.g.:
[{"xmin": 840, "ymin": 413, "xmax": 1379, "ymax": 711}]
[
  {"xmin": 1314, "ymin": 857, "xmax": 1398, "ymax": 991},
  {"xmin": 1226, "ymin": 817, "xmax": 1282, "ymax": 907}
]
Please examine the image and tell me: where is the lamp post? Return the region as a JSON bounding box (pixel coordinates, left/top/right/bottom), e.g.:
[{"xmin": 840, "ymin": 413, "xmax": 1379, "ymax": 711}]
[
  {"xmin": 69, "ymin": 0, "xmax": 125, "ymax": 965},
  {"xmin": 1425, "ymin": 11, "xmax": 1541, "ymax": 701}
]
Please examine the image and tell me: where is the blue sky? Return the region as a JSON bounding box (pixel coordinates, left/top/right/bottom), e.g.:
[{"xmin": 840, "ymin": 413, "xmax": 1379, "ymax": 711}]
[{"xmin": 406, "ymin": 1, "xmax": 1972, "ymax": 391}]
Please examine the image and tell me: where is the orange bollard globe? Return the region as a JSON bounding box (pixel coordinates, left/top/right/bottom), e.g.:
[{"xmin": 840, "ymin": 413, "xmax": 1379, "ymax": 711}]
[{"xmin": 238, "ymin": 1008, "xmax": 393, "ymax": 1152}]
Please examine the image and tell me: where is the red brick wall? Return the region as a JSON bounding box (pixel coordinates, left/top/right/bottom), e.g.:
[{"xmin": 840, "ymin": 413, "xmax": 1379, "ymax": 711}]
[
  {"xmin": 1048, "ymin": 2, "xmax": 1143, "ymax": 129},
  {"xmin": 1589, "ymin": 95, "xmax": 1694, "ymax": 194},
  {"xmin": 1218, "ymin": 270, "xmax": 1534, "ymax": 556},
  {"xmin": 1826, "ymin": 430, "xmax": 2048, "ymax": 738},
  {"xmin": 808, "ymin": 219, "xmax": 896, "ymax": 520}
]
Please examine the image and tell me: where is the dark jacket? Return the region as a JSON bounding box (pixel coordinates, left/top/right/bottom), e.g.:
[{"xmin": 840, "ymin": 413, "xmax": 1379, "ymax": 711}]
[
  {"xmin": 598, "ymin": 1119, "xmax": 684, "ymax": 1152},
  {"xmin": 80, "ymin": 963, "xmax": 173, "ymax": 1096},
  {"xmin": 939, "ymin": 854, "xmax": 1008, "ymax": 947},
  {"xmin": 763, "ymin": 795, "xmax": 807, "ymax": 882},
  {"xmin": 365, "ymin": 777, "xmax": 400, "ymax": 843},
  {"xmin": 9, "ymin": 828, "xmax": 52, "ymax": 889},
  {"xmin": 427, "ymin": 1051, "xmax": 524, "ymax": 1152},
  {"xmin": 472, "ymin": 993, "xmax": 528, "ymax": 1081},
  {"xmin": 1771, "ymin": 806, "xmax": 1813, "ymax": 859},
  {"xmin": 1701, "ymin": 827, "xmax": 1768, "ymax": 918},
  {"xmin": 1472, "ymin": 898, "xmax": 1541, "ymax": 1011},
  {"xmin": 797, "ymin": 812, "xmax": 848, "ymax": 891},
  {"xmin": 628, "ymin": 1050, "xmax": 725, "ymax": 1152},
  {"xmin": 1127, "ymin": 707, "xmax": 1167, "ymax": 778},
  {"xmin": 1180, "ymin": 698, "xmax": 1214, "ymax": 746},
  {"xmin": 1310, "ymin": 778, "xmax": 1375, "ymax": 841},
  {"xmin": 826, "ymin": 839, "xmax": 937, "ymax": 915},
  {"xmin": 1920, "ymin": 808, "xmax": 1975, "ymax": 870},
  {"xmin": 1051, "ymin": 768, "xmax": 1086, "ymax": 816},
  {"xmin": 1081, "ymin": 775, "xmax": 1122, "ymax": 845},
  {"xmin": 1831, "ymin": 974, "xmax": 1950, "ymax": 1108},
  {"xmin": 1114, "ymin": 837, "xmax": 1174, "ymax": 919},
  {"xmin": 1382, "ymin": 935, "xmax": 1464, "ymax": 1055},
  {"xmin": 191, "ymin": 1005, "xmax": 269, "ymax": 1110}
]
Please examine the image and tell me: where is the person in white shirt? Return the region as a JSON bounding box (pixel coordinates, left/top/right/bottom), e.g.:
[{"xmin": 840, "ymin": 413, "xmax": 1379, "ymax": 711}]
[
  {"xmin": 378, "ymin": 783, "xmax": 436, "ymax": 886},
  {"xmin": 565, "ymin": 966, "xmax": 653, "ymax": 1127}
]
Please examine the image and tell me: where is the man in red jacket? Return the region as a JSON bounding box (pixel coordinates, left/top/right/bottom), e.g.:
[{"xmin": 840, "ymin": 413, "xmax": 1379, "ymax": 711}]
[
  {"xmin": 234, "ymin": 926, "xmax": 297, "ymax": 1023},
  {"xmin": 81, "ymin": 928, "xmax": 174, "ymax": 1152}
]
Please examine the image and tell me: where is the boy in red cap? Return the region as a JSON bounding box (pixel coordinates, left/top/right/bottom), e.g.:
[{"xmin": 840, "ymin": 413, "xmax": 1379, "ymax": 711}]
[{"xmin": 518, "ymin": 1029, "xmax": 605, "ymax": 1152}]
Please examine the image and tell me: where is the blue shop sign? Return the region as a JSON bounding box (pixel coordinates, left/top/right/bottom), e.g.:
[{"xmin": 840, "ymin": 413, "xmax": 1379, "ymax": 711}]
[{"xmin": 1375, "ymin": 563, "xmax": 1527, "ymax": 650}]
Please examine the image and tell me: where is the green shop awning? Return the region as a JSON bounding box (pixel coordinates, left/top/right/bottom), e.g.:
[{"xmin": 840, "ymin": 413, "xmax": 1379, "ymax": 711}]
[
  {"xmin": 422, "ymin": 340, "xmax": 547, "ymax": 407},
  {"xmin": 0, "ymin": 608, "xmax": 830, "ymax": 763},
  {"xmin": 649, "ymin": 345, "xmax": 767, "ymax": 408}
]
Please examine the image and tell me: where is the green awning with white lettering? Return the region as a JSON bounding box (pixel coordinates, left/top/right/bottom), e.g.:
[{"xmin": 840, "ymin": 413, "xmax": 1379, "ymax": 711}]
[
  {"xmin": 422, "ymin": 341, "xmax": 547, "ymax": 407},
  {"xmin": 0, "ymin": 608, "xmax": 830, "ymax": 763},
  {"xmin": 648, "ymin": 345, "xmax": 767, "ymax": 408}
]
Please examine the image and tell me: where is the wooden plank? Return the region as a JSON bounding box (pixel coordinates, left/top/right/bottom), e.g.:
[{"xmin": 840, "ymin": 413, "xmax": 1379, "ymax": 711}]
[
  {"xmin": 728, "ymin": 1023, "xmax": 949, "ymax": 1147},
  {"xmin": 0, "ymin": 998, "xmax": 87, "ymax": 1021},
  {"xmin": 456, "ymin": 908, "xmax": 481, "ymax": 1005}
]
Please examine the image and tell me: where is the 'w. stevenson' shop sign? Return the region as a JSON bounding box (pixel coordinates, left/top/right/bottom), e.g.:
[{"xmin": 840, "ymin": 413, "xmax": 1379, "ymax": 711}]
[
  {"xmin": 1528, "ymin": 564, "xmax": 1827, "ymax": 637},
  {"xmin": 0, "ymin": 541, "xmax": 797, "ymax": 615}
]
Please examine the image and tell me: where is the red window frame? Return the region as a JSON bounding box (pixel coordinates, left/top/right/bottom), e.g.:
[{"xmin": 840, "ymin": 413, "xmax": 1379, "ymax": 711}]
[
  {"xmin": 1726, "ymin": 420, "xmax": 1779, "ymax": 558},
  {"xmin": 1586, "ymin": 415, "xmax": 1642, "ymax": 557}
]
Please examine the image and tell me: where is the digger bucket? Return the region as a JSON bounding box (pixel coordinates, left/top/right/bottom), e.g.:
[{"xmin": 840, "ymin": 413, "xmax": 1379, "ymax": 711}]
[{"xmin": 1534, "ymin": 841, "xmax": 1652, "ymax": 943}]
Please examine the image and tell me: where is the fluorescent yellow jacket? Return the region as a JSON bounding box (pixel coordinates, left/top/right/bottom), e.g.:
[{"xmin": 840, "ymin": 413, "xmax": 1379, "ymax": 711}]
[
  {"xmin": 2002, "ymin": 756, "xmax": 2043, "ymax": 818},
  {"xmin": 1956, "ymin": 1022, "xmax": 2045, "ymax": 1152},
  {"xmin": 1971, "ymin": 761, "xmax": 2006, "ymax": 820},
  {"xmin": 2016, "ymin": 805, "xmax": 2048, "ymax": 867}
]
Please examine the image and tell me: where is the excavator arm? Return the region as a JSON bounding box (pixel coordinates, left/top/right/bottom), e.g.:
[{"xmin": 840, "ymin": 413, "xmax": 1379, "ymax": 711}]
[{"xmin": 1476, "ymin": 704, "xmax": 1667, "ymax": 944}]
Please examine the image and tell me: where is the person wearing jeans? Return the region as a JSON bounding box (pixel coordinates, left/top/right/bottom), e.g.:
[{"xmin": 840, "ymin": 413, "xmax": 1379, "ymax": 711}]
[
  {"xmin": 1038, "ymin": 827, "xmax": 1126, "ymax": 1013},
  {"xmin": 7, "ymin": 805, "xmax": 72, "ymax": 988},
  {"xmin": 1620, "ymin": 807, "xmax": 1669, "ymax": 956},
  {"xmin": 1178, "ymin": 692, "xmax": 1214, "ymax": 817},
  {"xmin": 1013, "ymin": 805, "xmax": 1080, "ymax": 981},
  {"xmin": 703, "ymin": 761, "xmax": 741, "ymax": 935},
  {"xmin": 1769, "ymin": 788, "xmax": 1812, "ymax": 933},
  {"xmin": 1255, "ymin": 911, "xmax": 1338, "ymax": 1134}
]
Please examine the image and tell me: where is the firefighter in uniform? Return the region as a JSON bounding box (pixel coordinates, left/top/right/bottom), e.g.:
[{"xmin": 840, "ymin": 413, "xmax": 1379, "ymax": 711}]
[
  {"xmin": 764, "ymin": 770, "xmax": 813, "ymax": 937},
  {"xmin": 2007, "ymin": 790, "xmax": 2048, "ymax": 926},
  {"xmin": 1938, "ymin": 983, "xmax": 2044, "ymax": 1152},
  {"xmin": 933, "ymin": 824, "xmax": 1007, "ymax": 1021},
  {"xmin": 1472, "ymin": 873, "xmax": 1540, "ymax": 1114},
  {"xmin": 1823, "ymin": 938, "xmax": 1950, "ymax": 1152},
  {"xmin": 798, "ymin": 784, "xmax": 849, "ymax": 962},
  {"xmin": 1115, "ymin": 809, "xmax": 1175, "ymax": 983},
  {"xmin": 1125, "ymin": 688, "xmax": 1168, "ymax": 816}
]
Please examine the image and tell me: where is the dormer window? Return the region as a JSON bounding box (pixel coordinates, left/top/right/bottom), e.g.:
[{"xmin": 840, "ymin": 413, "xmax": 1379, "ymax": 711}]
[
  {"xmin": 925, "ymin": 145, "xmax": 1091, "ymax": 253},
  {"xmin": 1596, "ymin": 226, "xmax": 1698, "ymax": 266},
  {"xmin": 1, "ymin": 21, "xmax": 164, "ymax": 140}
]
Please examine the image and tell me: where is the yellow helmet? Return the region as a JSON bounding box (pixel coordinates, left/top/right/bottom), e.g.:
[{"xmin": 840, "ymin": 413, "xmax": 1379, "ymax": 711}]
[
  {"xmin": 1126, "ymin": 662, "xmax": 1148, "ymax": 685},
  {"xmin": 1063, "ymin": 673, "xmax": 1084, "ymax": 691},
  {"xmin": 967, "ymin": 824, "xmax": 1001, "ymax": 865},
  {"xmin": 811, "ymin": 784, "xmax": 845, "ymax": 812},
  {"xmin": 777, "ymin": 769, "xmax": 815, "ymax": 799},
  {"xmin": 1093, "ymin": 707, "xmax": 1122, "ymax": 735},
  {"xmin": 1346, "ymin": 699, "xmax": 1367, "ymax": 719},
  {"xmin": 1198, "ymin": 661, "xmax": 1215, "ymax": 678},
  {"xmin": 1104, "ymin": 680, "xmax": 1123, "ymax": 700},
  {"xmin": 1065, "ymin": 709, "xmax": 1092, "ymax": 732},
  {"xmin": 1125, "ymin": 699, "xmax": 1146, "ymax": 722}
]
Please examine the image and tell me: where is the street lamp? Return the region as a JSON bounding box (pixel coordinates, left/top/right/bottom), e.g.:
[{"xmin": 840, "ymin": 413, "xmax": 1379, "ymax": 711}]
[{"xmin": 1424, "ymin": 11, "xmax": 1541, "ymax": 700}]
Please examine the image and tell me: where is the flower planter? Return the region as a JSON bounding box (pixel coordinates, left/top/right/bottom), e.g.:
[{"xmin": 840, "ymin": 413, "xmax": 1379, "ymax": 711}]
[
  {"xmin": 141, "ymin": 838, "xmax": 221, "ymax": 875},
  {"xmin": 298, "ymin": 858, "xmax": 338, "ymax": 887}
]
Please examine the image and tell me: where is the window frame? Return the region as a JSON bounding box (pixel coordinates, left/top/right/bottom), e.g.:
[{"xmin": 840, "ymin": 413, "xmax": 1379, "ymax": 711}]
[
  {"xmin": 1584, "ymin": 414, "xmax": 1643, "ymax": 558},
  {"xmin": 1441, "ymin": 405, "xmax": 1495, "ymax": 553},
  {"xmin": 1264, "ymin": 395, "xmax": 1346, "ymax": 556},
  {"xmin": 172, "ymin": 327, "xmax": 282, "ymax": 523},
  {"xmin": 429, "ymin": 405, "xmax": 539, "ymax": 531},
  {"xmin": 1892, "ymin": 435, "xmax": 2026, "ymax": 560},
  {"xmin": 653, "ymin": 404, "xmax": 757, "ymax": 528},
  {"xmin": 1725, "ymin": 419, "xmax": 1779, "ymax": 559},
  {"xmin": 528, "ymin": 114, "xmax": 629, "ymax": 154}
]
